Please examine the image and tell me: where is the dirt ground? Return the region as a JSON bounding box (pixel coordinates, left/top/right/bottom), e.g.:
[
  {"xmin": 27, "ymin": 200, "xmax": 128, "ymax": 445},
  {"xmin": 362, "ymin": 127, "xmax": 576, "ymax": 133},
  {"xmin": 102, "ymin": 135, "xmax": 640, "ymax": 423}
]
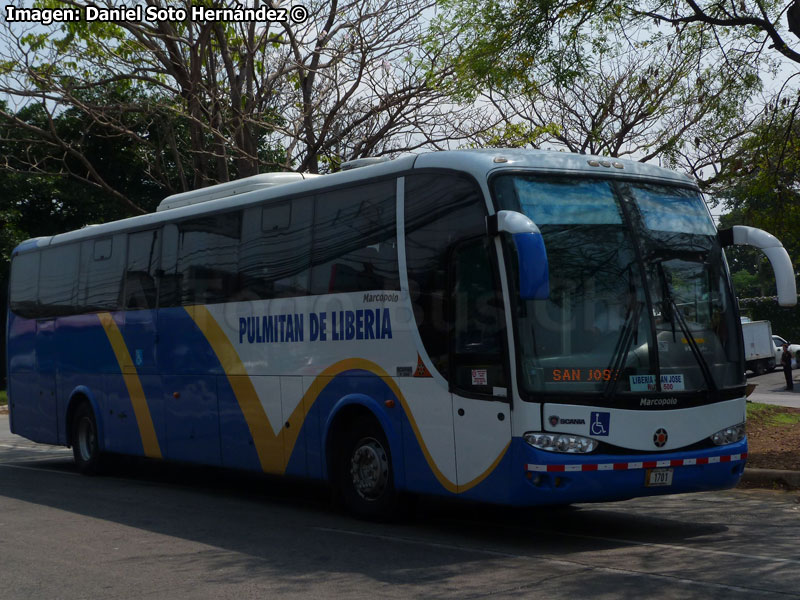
[{"xmin": 744, "ymin": 403, "xmax": 800, "ymax": 471}]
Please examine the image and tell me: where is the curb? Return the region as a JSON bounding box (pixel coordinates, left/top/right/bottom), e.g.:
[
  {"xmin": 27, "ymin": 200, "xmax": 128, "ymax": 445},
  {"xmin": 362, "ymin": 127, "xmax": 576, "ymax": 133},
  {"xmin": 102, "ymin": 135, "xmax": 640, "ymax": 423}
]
[{"xmin": 741, "ymin": 468, "xmax": 800, "ymax": 490}]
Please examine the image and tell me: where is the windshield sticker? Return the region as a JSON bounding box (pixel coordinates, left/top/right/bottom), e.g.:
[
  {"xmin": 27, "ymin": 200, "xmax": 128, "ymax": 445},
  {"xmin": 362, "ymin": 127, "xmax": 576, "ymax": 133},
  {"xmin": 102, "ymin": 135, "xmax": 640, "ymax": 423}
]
[
  {"xmin": 471, "ymin": 369, "xmax": 488, "ymax": 386},
  {"xmin": 630, "ymin": 374, "xmax": 685, "ymax": 392}
]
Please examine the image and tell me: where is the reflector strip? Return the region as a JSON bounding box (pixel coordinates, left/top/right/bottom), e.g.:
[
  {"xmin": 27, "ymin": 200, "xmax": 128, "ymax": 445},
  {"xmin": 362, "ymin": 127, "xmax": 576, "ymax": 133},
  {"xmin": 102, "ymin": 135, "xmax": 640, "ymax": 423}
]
[{"xmin": 526, "ymin": 452, "xmax": 747, "ymax": 473}]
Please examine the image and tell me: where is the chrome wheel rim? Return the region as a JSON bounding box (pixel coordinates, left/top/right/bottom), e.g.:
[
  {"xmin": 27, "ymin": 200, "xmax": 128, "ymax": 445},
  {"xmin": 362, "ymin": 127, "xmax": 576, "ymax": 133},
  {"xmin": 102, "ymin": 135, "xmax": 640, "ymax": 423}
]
[
  {"xmin": 77, "ymin": 417, "xmax": 95, "ymax": 462},
  {"xmin": 349, "ymin": 438, "xmax": 389, "ymax": 501}
]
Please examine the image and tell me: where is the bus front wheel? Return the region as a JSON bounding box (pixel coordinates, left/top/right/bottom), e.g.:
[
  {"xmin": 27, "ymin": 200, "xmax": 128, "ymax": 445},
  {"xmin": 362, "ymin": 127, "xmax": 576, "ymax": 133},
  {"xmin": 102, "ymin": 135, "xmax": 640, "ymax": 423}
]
[
  {"xmin": 71, "ymin": 403, "xmax": 104, "ymax": 475},
  {"xmin": 336, "ymin": 417, "xmax": 399, "ymax": 520}
]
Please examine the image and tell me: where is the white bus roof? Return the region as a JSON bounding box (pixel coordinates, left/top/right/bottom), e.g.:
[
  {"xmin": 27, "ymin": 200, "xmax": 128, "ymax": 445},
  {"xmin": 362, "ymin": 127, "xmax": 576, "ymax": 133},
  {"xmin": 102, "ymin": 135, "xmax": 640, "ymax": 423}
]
[
  {"xmin": 19, "ymin": 149, "xmax": 698, "ymax": 251},
  {"xmin": 157, "ymin": 172, "xmax": 321, "ymax": 211}
]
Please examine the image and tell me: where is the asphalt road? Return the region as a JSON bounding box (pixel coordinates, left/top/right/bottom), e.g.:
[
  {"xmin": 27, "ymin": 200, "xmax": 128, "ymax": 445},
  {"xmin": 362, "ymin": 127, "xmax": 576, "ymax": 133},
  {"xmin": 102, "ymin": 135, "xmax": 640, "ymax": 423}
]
[
  {"xmin": 2, "ymin": 414, "xmax": 800, "ymax": 599},
  {"xmin": 747, "ymin": 367, "xmax": 800, "ymax": 408}
]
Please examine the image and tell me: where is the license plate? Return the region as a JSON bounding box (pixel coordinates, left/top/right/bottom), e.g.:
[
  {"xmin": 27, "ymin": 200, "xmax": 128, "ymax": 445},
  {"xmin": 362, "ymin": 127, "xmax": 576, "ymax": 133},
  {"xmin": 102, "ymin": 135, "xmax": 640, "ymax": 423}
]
[{"xmin": 645, "ymin": 468, "xmax": 673, "ymax": 487}]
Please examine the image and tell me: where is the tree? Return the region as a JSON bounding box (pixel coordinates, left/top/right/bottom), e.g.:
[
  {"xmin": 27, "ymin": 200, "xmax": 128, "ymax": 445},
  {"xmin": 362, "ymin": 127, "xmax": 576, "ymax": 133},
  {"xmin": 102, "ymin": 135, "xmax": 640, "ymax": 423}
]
[
  {"xmin": 473, "ymin": 39, "xmax": 758, "ymax": 182},
  {"xmin": 431, "ymin": 0, "xmax": 765, "ymax": 182},
  {"xmin": 0, "ymin": 93, "xmax": 169, "ymax": 336},
  {"xmin": 716, "ymin": 103, "xmax": 800, "ymax": 263},
  {"xmin": 0, "ymin": 0, "xmax": 483, "ymax": 212},
  {"xmin": 639, "ymin": 0, "xmax": 800, "ymax": 66}
]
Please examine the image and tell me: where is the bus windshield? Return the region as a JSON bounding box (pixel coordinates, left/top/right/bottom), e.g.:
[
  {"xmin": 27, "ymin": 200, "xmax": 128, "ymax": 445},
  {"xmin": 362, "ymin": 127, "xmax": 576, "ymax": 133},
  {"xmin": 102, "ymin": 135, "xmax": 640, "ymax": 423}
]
[{"xmin": 492, "ymin": 174, "xmax": 745, "ymax": 403}]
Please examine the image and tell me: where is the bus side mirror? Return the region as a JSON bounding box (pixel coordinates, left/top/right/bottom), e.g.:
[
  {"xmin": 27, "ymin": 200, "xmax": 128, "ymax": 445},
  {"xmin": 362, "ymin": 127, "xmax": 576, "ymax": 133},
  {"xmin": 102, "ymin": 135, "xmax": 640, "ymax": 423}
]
[
  {"xmin": 489, "ymin": 210, "xmax": 550, "ymax": 300},
  {"xmin": 718, "ymin": 225, "xmax": 797, "ymax": 307}
]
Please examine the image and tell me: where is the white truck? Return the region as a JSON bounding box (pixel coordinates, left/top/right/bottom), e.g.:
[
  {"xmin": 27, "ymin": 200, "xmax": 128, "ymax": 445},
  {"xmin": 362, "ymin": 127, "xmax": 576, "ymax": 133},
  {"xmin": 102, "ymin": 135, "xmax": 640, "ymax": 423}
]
[{"xmin": 741, "ymin": 320, "xmax": 776, "ymax": 375}]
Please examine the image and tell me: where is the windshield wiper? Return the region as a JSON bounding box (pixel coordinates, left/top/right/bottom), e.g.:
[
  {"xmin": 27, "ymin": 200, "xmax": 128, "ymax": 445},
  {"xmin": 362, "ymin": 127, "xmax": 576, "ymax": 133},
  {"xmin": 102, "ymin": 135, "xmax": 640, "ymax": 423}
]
[
  {"xmin": 657, "ymin": 263, "xmax": 718, "ymax": 393},
  {"xmin": 603, "ymin": 299, "xmax": 643, "ymax": 400}
]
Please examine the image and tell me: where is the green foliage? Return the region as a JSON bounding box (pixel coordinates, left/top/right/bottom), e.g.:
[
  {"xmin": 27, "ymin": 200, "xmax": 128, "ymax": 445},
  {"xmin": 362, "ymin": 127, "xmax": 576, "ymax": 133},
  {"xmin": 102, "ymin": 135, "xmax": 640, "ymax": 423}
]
[
  {"xmin": 739, "ymin": 297, "xmax": 800, "ymax": 344},
  {"xmin": 731, "ymin": 268, "xmax": 765, "ymax": 298},
  {"xmin": 718, "ymin": 105, "xmax": 800, "ymax": 251},
  {"xmin": 716, "ymin": 105, "xmax": 800, "ymax": 302},
  {"xmin": 432, "ymin": 0, "xmax": 761, "ymax": 169},
  {"xmin": 0, "ymin": 208, "xmax": 25, "ymax": 283},
  {"xmin": 469, "ymin": 122, "xmax": 561, "ymax": 148},
  {"xmin": 430, "ymin": 0, "xmax": 604, "ymax": 98}
]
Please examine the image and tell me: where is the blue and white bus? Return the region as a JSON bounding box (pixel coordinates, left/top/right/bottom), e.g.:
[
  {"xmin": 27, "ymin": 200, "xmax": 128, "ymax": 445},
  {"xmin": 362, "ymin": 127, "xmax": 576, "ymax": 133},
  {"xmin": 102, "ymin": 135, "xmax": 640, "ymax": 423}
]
[{"xmin": 6, "ymin": 150, "xmax": 796, "ymax": 518}]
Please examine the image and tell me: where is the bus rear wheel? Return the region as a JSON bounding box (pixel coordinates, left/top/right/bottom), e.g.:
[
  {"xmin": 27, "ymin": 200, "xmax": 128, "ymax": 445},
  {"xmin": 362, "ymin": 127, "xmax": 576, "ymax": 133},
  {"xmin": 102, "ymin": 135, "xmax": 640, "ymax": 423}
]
[
  {"xmin": 336, "ymin": 417, "xmax": 399, "ymax": 520},
  {"xmin": 71, "ymin": 403, "xmax": 104, "ymax": 475}
]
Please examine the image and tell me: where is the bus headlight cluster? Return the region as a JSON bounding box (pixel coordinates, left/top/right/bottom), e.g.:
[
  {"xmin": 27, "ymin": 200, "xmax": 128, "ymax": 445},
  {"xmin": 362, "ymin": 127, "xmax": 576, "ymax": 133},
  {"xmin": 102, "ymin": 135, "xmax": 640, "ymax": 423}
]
[
  {"xmin": 524, "ymin": 432, "xmax": 598, "ymax": 453},
  {"xmin": 709, "ymin": 423, "xmax": 745, "ymax": 446}
]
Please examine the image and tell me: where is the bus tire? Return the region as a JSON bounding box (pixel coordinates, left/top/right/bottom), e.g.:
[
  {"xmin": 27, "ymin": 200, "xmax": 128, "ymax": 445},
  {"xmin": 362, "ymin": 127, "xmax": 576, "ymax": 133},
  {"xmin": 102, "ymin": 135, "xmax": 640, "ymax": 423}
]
[
  {"xmin": 71, "ymin": 403, "xmax": 104, "ymax": 475},
  {"xmin": 335, "ymin": 417, "xmax": 399, "ymax": 520}
]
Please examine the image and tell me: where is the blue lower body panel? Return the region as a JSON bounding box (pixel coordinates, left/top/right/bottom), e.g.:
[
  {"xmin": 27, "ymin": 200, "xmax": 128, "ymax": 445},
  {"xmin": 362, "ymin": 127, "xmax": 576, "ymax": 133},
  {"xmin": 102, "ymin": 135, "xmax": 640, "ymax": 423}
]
[{"xmin": 505, "ymin": 437, "xmax": 748, "ymax": 506}]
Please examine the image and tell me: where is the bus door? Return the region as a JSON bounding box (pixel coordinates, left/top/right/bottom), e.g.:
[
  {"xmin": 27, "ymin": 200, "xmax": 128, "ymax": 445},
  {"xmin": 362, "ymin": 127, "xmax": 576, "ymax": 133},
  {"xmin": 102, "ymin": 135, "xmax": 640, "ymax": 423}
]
[{"xmin": 449, "ymin": 238, "xmax": 511, "ymax": 497}]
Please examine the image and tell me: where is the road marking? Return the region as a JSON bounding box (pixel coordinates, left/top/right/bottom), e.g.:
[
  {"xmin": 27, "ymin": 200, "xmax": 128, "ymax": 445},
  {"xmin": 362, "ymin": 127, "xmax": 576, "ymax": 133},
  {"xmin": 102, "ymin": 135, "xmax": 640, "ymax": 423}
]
[
  {"xmin": 0, "ymin": 455, "xmax": 71, "ymax": 463},
  {"xmin": 0, "ymin": 463, "xmax": 79, "ymax": 475},
  {"xmin": 314, "ymin": 527, "xmax": 797, "ymax": 596},
  {"xmin": 0, "ymin": 443, "xmax": 69, "ymax": 451},
  {"xmin": 518, "ymin": 526, "xmax": 800, "ymax": 566}
]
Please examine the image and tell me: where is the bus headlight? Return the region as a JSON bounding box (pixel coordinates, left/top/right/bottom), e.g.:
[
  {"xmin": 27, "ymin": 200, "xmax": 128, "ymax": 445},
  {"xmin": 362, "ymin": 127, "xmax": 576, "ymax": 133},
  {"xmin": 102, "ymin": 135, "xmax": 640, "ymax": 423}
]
[
  {"xmin": 709, "ymin": 423, "xmax": 746, "ymax": 446},
  {"xmin": 524, "ymin": 432, "xmax": 598, "ymax": 453}
]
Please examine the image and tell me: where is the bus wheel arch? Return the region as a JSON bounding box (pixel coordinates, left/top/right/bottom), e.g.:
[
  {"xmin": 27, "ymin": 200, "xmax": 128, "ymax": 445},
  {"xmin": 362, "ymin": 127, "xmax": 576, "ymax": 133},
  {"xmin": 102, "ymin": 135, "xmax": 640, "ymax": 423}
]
[{"xmin": 325, "ymin": 400, "xmax": 403, "ymax": 520}]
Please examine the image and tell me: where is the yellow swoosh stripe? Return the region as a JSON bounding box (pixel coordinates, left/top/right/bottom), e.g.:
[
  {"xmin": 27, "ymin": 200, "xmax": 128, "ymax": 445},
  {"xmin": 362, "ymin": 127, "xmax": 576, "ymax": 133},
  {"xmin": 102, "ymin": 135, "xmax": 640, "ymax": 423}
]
[
  {"xmin": 186, "ymin": 305, "xmax": 285, "ymax": 473},
  {"xmin": 98, "ymin": 312, "xmax": 162, "ymax": 459},
  {"xmin": 186, "ymin": 305, "xmax": 509, "ymax": 492}
]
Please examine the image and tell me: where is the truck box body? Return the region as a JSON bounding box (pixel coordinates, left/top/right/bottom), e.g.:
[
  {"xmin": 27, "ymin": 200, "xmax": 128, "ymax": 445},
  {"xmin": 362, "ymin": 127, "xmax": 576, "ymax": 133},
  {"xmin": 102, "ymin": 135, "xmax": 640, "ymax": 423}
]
[{"xmin": 741, "ymin": 320, "xmax": 775, "ymax": 374}]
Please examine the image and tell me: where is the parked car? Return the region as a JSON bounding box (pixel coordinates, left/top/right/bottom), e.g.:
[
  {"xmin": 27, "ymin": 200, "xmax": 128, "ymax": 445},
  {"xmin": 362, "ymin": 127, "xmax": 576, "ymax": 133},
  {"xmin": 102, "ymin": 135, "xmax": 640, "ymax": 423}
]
[{"xmin": 772, "ymin": 335, "xmax": 800, "ymax": 369}]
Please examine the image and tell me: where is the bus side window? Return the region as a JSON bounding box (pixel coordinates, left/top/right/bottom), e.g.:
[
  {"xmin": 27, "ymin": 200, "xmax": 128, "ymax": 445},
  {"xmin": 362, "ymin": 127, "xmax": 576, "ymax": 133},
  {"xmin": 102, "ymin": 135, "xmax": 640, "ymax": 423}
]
[
  {"xmin": 124, "ymin": 230, "xmax": 161, "ymax": 310},
  {"xmin": 238, "ymin": 197, "xmax": 313, "ymax": 299},
  {"xmin": 78, "ymin": 235, "xmax": 125, "ymax": 313},
  {"xmin": 310, "ymin": 181, "xmax": 399, "ymax": 295},
  {"xmin": 39, "ymin": 244, "xmax": 80, "ymax": 316},
  {"xmin": 159, "ymin": 224, "xmax": 180, "ymax": 307},
  {"xmin": 404, "ymin": 173, "xmax": 487, "ymax": 381},
  {"xmin": 176, "ymin": 212, "xmax": 241, "ymax": 305},
  {"xmin": 9, "ymin": 251, "xmax": 41, "ymax": 318}
]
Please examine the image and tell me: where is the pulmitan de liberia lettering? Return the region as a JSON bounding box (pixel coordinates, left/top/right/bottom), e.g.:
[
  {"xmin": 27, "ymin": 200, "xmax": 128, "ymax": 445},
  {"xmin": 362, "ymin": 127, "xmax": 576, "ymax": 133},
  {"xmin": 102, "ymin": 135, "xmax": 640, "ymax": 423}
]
[{"xmin": 238, "ymin": 309, "xmax": 393, "ymax": 344}]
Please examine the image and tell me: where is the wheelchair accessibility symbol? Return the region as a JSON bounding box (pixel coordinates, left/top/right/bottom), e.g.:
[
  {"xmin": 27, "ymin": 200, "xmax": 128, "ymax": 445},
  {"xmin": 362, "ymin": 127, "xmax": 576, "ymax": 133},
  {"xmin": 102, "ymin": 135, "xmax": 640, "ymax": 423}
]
[{"xmin": 590, "ymin": 412, "xmax": 610, "ymax": 436}]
